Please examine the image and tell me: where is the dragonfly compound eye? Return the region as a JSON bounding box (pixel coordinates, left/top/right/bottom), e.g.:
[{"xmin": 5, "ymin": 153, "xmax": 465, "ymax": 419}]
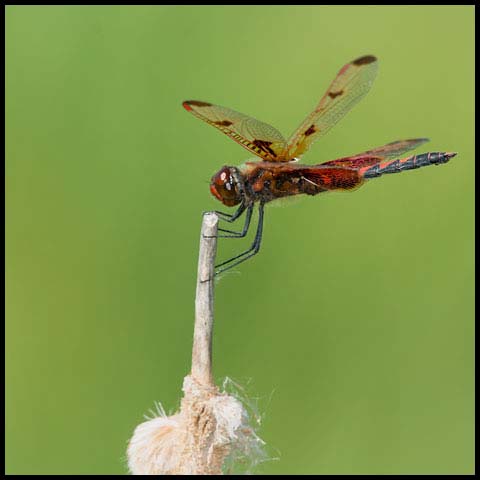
[{"xmin": 210, "ymin": 166, "xmax": 242, "ymax": 207}]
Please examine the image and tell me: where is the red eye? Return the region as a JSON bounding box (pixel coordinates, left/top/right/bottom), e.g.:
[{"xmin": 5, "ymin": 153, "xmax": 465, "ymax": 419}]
[{"xmin": 209, "ymin": 167, "xmax": 242, "ymax": 206}]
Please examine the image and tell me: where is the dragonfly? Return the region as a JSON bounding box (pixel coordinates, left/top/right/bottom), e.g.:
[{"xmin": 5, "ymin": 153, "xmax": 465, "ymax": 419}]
[{"xmin": 183, "ymin": 55, "xmax": 456, "ymax": 276}]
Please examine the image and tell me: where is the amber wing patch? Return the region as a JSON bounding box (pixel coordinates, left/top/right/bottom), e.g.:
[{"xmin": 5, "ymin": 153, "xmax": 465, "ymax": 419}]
[
  {"xmin": 182, "ymin": 100, "xmax": 288, "ymax": 161},
  {"xmin": 285, "ymin": 55, "xmax": 379, "ymax": 160}
]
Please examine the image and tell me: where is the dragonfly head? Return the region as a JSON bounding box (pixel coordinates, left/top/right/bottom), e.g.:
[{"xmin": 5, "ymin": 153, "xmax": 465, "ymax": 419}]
[{"xmin": 210, "ymin": 166, "xmax": 243, "ymax": 207}]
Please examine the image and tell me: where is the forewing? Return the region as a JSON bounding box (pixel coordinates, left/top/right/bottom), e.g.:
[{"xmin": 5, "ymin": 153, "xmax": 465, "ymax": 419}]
[
  {"xmin": 183, "ymin": 100, "xmax": 288, "ymax": 161},
  {"xmin": 320, "ymin": 138, "xmax": 430, "ymax": 168},
  {"xmin": 286, "ymin": 55, "xmax": 379, "ymax": 159}
]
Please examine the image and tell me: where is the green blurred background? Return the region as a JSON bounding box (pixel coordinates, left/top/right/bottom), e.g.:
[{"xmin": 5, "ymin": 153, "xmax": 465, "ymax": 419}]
[{"xmin": 6, "ymin": 5, "xmax": 474, "ymax": 475}]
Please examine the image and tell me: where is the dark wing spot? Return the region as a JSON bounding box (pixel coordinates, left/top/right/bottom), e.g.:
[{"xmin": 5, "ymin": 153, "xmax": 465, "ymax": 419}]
[
  {"xmin": 328, "ymin": 90, "xmax": 343, "ymax": 99},
  {"xmin": 304, "ymin": 124, "xmax": 317, "ymax": 137},
  {"xmin": 252, "ymin": 139, "xmax": 276, "ymax": 157},
  {"xmin": 185, "ymin": 100, "xmax": 213, "ymax": 107},
  {"xmin": 352, "ymin": 55, "xmax": 377, "ymax": 66},
  {"xmin": 214, "ymin": 120, "xmax": 233, "ymax": 127}
]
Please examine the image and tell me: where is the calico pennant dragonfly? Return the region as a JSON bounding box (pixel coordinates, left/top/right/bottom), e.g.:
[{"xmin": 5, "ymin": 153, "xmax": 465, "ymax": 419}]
[{"xmin": 183, "ymin": 55, "xmax": 456, "ymax": 275}]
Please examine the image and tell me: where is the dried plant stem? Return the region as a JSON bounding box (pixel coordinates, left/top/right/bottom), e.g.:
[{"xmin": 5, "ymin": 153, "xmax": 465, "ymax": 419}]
[
  {"xmin": 191, "ymin": 212, "xmax": 218, "ymax": 387},
  {"xmin": 127, "ymin": 212, "xmax": 265, "ymax": 475}
]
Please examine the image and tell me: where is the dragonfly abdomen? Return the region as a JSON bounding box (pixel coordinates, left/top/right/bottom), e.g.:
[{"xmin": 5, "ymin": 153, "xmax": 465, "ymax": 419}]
[{"xmin": 362, "ymin": 152, "xmax": 456, "ymax": 179}]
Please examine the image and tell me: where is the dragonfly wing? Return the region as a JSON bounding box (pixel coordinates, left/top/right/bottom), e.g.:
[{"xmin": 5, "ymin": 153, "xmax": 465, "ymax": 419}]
[
  {"xmin": 183, "ymin": 100, "xmax": 288, "ymax": 161},
  {"xmin": 250, "ymin": 161, "xmax": 364, "ymax": 191},
  {"xmin": 319, "ymin": 138, "xmax": 430, "ymax": 169},
  {"xmin": 286, "ymin": 55, "xmax": 379, "ymax": 160},
  {"xmin": 299, "ymin": 166, "xmax": 364, "ymax": 191},
  {"xmin": 356, "ymin": 138, "xmax": 429, "ymax": 160}
]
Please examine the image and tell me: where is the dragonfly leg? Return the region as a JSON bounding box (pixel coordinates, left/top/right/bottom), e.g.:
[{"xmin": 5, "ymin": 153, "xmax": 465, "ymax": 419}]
[
  {"xmin": 204, "ymin": 202, "xmax": 254, "ymax": 238},
  {"xmin": 203, "ymin": 203, "xmax": 247, "ymax": 239},
  {"xmin": 215, "ymin": 201, "xmax": 265, "ymax": 276},
  {"xmin": 217, "ymin": 203, "xmax": 254, "ymax": 238},
  {"xmin": 214, "ymin": 203, "xmax": 246, "ymax": 223}
]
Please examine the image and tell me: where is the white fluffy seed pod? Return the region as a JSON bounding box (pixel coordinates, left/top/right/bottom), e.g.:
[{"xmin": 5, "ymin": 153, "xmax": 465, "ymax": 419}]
[
  {"xmin": 128, "ymin": 214, "xmax": 269, "ymax": 474},
  {"xmin": 127, "ymin": 375, "xmax": 266, "ymax": 475}
]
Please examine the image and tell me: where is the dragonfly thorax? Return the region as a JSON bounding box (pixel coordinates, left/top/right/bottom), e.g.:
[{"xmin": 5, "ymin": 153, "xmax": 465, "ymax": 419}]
[{"xmin": 210, "ymin": 166, "xmax": 244, "ymax": 206}]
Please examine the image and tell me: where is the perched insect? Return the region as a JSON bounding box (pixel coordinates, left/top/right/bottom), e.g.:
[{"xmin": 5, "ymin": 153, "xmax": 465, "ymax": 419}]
[{"xmin": 183, "ymin": 55, "xmax": 456, "ymax": 275}]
